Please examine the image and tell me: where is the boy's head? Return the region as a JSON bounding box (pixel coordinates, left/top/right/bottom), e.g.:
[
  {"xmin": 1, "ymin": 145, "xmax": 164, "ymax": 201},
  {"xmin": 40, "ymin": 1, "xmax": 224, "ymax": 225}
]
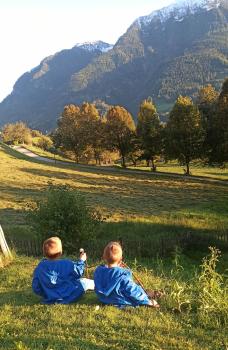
[
  {"xmin": 103, "ymin": 241, "xmax": 123, "ymax": 265},
  {"xmin": 43, "ymin": 237, "xmax": 62, "ymax": 259}
]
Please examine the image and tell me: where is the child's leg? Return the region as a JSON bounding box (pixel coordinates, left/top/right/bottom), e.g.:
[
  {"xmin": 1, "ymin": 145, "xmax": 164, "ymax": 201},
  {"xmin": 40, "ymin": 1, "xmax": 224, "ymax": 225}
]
[{"xmin": 79, "ymin": 278, "xmax": 95, "ymax": 291}]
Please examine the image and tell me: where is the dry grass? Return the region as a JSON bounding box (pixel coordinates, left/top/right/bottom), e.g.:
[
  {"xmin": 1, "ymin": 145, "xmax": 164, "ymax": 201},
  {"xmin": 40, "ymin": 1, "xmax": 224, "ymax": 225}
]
[{"xmin": 0, "ymin": 143, "xmax": 227, "ymax": 245}]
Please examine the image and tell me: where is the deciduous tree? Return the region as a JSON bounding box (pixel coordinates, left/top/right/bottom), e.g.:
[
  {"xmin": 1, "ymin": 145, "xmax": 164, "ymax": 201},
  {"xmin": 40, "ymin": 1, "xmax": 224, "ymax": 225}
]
[
  {"xmin": 106, "ymin": 106, "xmax": 136, "ymax": 167},
  {"xmin": 137, "ymin": 98, "xmax": 162, "ymax": 171},
  {"xmin": 165, "ymin": 96, "xmax": 205, "ymax": 175}
]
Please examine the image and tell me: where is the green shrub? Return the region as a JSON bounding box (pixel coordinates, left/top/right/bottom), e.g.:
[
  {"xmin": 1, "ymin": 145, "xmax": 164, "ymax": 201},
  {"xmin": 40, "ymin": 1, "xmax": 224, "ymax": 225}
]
[
  {"xmin": 36, "ymin": 135, "xmax": 53, "ymax": 150},
  {"xmin": 27, "ymin": 184, "xmax": 102, "ymax": 252},
  {"xmin": 196, "ymin": 247, "xmax": 228, "ymax": 327}
]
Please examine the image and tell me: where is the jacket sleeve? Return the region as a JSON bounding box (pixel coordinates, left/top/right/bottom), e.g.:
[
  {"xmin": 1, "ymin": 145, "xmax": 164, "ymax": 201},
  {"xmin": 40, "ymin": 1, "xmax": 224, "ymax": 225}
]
[
  {"xmin": 72, "ymin": 260, "xmax": 85, "ymax": 279},
  {"xmin": 121, "ymin": 278, "xmax": 150, "ymax": 306},
  {"xmin": 32, "ymin": 268, "xmax": 44, "ymax": 297}
]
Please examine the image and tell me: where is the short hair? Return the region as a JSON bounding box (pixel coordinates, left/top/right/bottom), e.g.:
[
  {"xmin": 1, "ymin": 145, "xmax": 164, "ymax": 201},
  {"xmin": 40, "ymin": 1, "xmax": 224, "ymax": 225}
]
[
  {"xmin": 103, "ymin": 241, "xmax": 122, "ymax": 264},
  {"xmin": 43, "ymin": 237, "xmax": 62, "ymax": 259}
]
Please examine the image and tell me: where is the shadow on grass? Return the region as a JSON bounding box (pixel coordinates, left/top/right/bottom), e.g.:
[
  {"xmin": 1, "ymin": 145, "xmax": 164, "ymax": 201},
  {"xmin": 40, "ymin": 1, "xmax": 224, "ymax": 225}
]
[
  {"xmin": 0, "ymin": 289, "xmax": 99, "ymax": 307},
  {"xmin": 15, "ymin": 166, "xmax": 228, "ymax": 219},
  {"xmin": 0, "ymin": 289, "xmax": 38, "ymax": 306},
  {"xmin": 1, "ymin": 205, "xmax": 227, "ymax": 258}
]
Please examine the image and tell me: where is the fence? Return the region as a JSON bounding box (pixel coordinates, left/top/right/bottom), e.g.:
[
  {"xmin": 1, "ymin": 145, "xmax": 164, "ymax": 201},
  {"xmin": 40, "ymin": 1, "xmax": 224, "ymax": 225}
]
[{"xmin": 9, "ymin": 230, "xmax": 228, "ymax": 258}]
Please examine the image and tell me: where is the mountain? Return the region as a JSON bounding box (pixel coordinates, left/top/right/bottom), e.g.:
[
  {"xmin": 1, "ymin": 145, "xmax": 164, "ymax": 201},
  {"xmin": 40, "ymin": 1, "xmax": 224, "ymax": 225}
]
[
  {"xmin": 0, "ymin": 41, "xmax": 113, "ymax": 130},
  {"xmin": 0, "ymin": 0, "xmax": 227, "ymax": 131}
]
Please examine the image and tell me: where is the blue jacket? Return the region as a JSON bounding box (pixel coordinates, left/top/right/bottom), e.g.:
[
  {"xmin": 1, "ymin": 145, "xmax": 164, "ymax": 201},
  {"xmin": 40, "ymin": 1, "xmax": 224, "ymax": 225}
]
[
  {"xmin": 32, "ymin": 258, "xmax": 85, "ymax": 304},
  {"xmin": 94, "ymin": 265, "xmax": 150, "ymax": 307}
]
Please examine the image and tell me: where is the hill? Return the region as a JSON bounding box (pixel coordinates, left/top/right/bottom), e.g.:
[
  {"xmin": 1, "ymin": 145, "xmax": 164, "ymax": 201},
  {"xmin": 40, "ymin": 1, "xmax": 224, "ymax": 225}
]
[{"xmin": 0, "ymin": 143, "xmax": 228, "ymax": 350}]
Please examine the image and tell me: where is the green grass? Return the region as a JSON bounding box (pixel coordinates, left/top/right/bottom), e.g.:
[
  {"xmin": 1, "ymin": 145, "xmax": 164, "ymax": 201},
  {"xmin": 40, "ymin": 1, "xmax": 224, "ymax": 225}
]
[
  {"xmin": 0, "ymin": 252, "xmax": 227, "ymax": 350},
  {"xmin": 0, "ymin": 142, "xmax": 228, "ymax": 245},
  {"xmin": 22, "ymin": 144, "xmax": 75, "ymax": 163},
  {"xmin": 0, "ymin": 143, "xmax": 228, "ymax": 349},
  {"xmin": 20, "ymin": 143, "xmax": 228, "ymax": 181},
  {"xmin": 128, "ymin": 161, "xmax": 228, "ymax": 181}
]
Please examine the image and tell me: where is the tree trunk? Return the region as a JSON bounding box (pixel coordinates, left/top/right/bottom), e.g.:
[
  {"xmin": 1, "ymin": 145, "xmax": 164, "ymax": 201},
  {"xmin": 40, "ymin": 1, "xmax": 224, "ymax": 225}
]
[
  {"xmin": 151, "ymin": 157, "xmax": 156, "ymax": 172},
  {"xmin": 74, "ymin": 153, "xmax": 79, "ymax": 164},
  {"xmin": 121, "ymin": 155, "xmax": 126, "ymax": 168},
  {"xmin": 146, "ymin": 160, "xmax": 150, "ymax": 167},
  {"xmin": 185, "ymin": 158, "xmax": 190, "ymax": 175}
]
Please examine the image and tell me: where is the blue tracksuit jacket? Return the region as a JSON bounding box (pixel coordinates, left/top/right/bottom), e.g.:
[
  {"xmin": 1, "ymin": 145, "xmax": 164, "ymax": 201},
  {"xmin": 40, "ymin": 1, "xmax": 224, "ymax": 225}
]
[
  {"xmin": 94, "ymin": 265, "xmax": 150, "ymax": 307},
  {"xmin": 32, "ymin": 258, "xmax": 85, "ymax": 304}
]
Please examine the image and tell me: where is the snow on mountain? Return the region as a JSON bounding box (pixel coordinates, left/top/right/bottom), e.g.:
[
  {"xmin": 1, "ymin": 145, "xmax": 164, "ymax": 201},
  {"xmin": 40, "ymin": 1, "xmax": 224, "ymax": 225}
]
[
  {"xmin": 74, "ymin": 41, "xmax": 113, "ymax": 52},
  {"xmin": 135, "ymin": 0, "xmax": 221, "ymax": 26}
]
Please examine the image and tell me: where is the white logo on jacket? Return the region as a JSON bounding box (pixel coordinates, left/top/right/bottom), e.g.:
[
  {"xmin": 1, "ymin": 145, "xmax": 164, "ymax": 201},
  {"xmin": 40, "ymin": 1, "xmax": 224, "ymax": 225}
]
[{"xmin": 47, "ymin": 270, "xmax": 59, "ymax": 284}]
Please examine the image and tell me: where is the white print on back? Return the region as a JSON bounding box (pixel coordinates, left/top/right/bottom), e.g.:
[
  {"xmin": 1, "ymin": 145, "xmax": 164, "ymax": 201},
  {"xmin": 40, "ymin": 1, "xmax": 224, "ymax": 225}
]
[{"xmin": 47, "ymin": 270, "xmax": 59, "ymax": 284}]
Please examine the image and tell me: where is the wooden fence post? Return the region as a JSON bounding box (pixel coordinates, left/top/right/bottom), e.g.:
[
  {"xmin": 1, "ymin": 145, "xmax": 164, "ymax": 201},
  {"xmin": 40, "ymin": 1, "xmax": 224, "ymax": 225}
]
[{"xmin": 0, "ymin": 225, "xmax": 13, "ymax": 263}]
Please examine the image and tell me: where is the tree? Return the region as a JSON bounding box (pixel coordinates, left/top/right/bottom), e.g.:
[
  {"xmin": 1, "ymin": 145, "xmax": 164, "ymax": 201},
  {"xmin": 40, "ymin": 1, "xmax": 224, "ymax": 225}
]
[
  {"xmin": 80, "ymin": 102, "xmax": 105, "ymax": 165},
  {"xmin": 2, "ymin": 122, "xmax": 32, "ymax": 145},
  {"xmin": 106, "ymin": 106, "xmax": 136, "ymax": 167},
  {"xmin": 210, "ymin": 78, "xmax": 228, "ymax": 163},
  {"xmin": 137, "ymin": 98, "xmax": 162, "ymax": 171},
  {"xmin": 165, "ymin": 96, "xmax": 205, "ymax": 175},
  {"xmin": 53, "ymin": 104, "xmax": 86, "ymax": 163},
  {"xmin": 197, "ymin": 85, "xmax": 218, "ymax": 161}
]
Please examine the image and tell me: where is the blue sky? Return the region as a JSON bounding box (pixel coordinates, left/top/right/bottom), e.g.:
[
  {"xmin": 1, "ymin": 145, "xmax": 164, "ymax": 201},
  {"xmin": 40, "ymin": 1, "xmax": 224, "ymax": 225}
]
[{"xmin": 0, "ymin": 0, "xmax": 174, "ymax": 102}]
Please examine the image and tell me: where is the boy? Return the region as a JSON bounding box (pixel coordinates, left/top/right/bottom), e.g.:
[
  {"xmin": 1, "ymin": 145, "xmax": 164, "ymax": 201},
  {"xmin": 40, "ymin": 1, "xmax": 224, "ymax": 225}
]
[
  {"xmin": 94, "ymin": 241, "xmax": 159, "ymax": 308},
  {"xmin": 32, "ymin": 237, "xmax": 94, "ymax": 304}
]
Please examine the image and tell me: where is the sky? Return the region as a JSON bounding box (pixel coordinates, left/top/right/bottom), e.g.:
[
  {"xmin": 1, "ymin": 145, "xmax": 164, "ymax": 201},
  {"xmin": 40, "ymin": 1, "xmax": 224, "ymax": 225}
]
[{"xmin": 0, "ymin": 0, "xmax": 174, "ymax": 102}]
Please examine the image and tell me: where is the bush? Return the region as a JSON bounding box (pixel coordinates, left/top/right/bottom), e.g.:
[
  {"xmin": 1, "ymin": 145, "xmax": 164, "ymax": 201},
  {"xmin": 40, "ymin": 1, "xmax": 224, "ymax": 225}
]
[
  {"xmin": 2, "ymin": 122, "xmax": 32, "ymax": 145},
  {"xmin": 36, "ymin": 135, "xmax": 53, "ymax": 150},
  {"xmin": 27, "ymin": 184, "xmax": 102, "ymax": 252}
]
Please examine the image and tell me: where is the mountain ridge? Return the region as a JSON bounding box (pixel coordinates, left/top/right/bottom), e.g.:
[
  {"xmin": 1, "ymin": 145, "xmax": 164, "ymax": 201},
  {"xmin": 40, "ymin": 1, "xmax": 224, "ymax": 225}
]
[{"xmin": 0, "ymin": 0, "xmax": 227, "ymax": 130}]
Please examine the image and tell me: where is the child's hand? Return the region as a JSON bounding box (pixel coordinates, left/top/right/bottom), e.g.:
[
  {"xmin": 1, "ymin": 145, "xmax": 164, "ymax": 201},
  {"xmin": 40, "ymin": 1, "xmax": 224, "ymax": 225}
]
[
  {"xmin": 79, "ymin": 252, "xmax": 87, "ymax": 261},
  {"xmin": 148, "ymin": 299, "xmax": 160, "ymax": 308}
]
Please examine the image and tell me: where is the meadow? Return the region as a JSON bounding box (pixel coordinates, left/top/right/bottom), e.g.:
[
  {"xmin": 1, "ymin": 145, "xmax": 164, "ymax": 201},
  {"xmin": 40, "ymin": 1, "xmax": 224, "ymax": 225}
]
[{"xmin": 0, "ymin": 143, "xmax": 228, "ymax": 349}]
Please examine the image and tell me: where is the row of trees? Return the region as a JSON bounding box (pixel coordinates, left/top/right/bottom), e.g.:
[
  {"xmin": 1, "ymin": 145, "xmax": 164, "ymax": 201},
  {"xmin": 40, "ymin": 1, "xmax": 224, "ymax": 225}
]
[
  {"xmin": 1, "ymin": 78, "xmax": 227, "ymax": 174},
  {"xmin": 53, "ymin": 78, "xmax": 228, "ymax": 174}
]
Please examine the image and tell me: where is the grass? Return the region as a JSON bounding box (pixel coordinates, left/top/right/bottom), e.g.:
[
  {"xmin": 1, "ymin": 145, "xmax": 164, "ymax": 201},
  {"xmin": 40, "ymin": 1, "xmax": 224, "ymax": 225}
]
[
  {"xmin": 0, "ymin": 251, "xmax": 227, "ymax": 350},
  {"xmin": 0, "ymin": 142, "xmax": 228, "ymax": 246},
  {"xmin": 23, "ymin": 144, "xmax": 75, "ymax": 163},
  {"xmin": 0, "ymin": 142, "xmax": 228, "ymax": 349},
  {"xmin": 127, "ymin": 161, "xmax": 228, "ymax": 181},
  {"xmin": 17, "ymin": 143, "xmax": 228, "ymax": 181}
]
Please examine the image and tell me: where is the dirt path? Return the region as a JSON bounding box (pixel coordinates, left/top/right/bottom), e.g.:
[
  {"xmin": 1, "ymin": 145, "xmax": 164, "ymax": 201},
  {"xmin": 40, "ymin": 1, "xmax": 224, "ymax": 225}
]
[
  {"xmin": 12, "ymin": 145, "xmax": 227, "ymax": 185},
  {"xmin": 13, "ymin": 146, "xmax": 62, "ymax": 164}
]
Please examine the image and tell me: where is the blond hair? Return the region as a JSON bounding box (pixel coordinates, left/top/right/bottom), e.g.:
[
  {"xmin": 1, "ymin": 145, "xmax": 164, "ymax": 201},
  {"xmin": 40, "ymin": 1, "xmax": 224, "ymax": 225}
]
[
  {"xmin": 103, "ymin": 241, "xmax": 122, "ymax": 264},
  {"xmin": 43, "ymin": 237, "xmax": 62, "ymax": 259}
]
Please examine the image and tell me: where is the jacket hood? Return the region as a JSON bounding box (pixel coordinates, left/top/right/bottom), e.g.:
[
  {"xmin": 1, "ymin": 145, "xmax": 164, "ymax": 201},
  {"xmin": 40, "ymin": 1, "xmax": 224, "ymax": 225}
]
[{"xmin": 94, "ymin": 266, "xmax": 131, "ymax": 297}]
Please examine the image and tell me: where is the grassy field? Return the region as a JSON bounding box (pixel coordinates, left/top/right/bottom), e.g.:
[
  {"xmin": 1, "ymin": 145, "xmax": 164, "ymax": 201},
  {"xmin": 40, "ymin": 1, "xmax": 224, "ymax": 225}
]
[
  {"xmin": 0, "ymin": 143, "xmax": 228, "ymax": 349},
  {"xmin": 0, "ymin": 252, "xmax": 227, "ymax": 350},
  {"xmin": 20, "ymin": 143, "xmax": 228, "ymax": 181},
  {"xmin": 128, "ymin": 162, "xmax": 228, "ymax": 181}
]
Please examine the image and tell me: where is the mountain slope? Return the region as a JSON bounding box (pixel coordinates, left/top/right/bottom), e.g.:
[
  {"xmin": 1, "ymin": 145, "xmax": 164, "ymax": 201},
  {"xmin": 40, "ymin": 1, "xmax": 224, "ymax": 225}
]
[
  {"xmin": 0, "ymin": 1, "xmax": 227, "ymax": 130},
  {"xmin": 0, "ymin": 42, "xmax": 112, "ymax": 130}
]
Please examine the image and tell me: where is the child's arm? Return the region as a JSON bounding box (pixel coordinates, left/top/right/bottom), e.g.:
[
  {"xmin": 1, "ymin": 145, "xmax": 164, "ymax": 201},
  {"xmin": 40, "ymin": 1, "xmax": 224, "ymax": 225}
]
[
  {"xmin": 72, "ymin": 251, "xmax": 87, "ymax": 278},
  {"xmin": 121, "ymin": 279, "xmax": 151, "ymax": 306},
  {"xmin": 32, "ymin": 270, "xmax": 44, "ymax": 297}
]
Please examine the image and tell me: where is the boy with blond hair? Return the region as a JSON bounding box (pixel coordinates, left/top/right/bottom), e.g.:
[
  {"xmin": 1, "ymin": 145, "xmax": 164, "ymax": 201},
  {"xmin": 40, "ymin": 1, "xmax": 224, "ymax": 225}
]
[
  {"xmin": 32, "ymin": 237, "xmax": 94, "ymax": 304},
  {"xmin": 94, "ymin": 241, "xmax": 159, "ymax": 308}
]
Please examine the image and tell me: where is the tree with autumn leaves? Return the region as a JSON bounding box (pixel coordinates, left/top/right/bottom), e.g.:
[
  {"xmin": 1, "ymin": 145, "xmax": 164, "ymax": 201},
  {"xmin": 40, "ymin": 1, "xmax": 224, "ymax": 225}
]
[
  {"xmin": 52, "ymin": 77, "xmax": 227, "ymax": 169},
  {"xmin": 106, "ymin": 106, "xmax": 136, "ymax": 168}
]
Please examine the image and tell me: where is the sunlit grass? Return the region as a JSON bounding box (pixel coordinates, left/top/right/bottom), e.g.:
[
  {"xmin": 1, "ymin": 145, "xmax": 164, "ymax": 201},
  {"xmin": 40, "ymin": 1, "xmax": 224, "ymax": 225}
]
[
  {"xmin": 1, "ymin": 144, "xmax": 228, "ymax": 245},
  {"xmin": 128, "ymin": 162, "xmax": 228, "ymax": 180},
  {"xmin": 0, "ymin": 254, "xmax": 227, "ymax": 350},
  {"xmin": 0, "ymin": 144, "xmax": 228, "ymax": 349}
]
